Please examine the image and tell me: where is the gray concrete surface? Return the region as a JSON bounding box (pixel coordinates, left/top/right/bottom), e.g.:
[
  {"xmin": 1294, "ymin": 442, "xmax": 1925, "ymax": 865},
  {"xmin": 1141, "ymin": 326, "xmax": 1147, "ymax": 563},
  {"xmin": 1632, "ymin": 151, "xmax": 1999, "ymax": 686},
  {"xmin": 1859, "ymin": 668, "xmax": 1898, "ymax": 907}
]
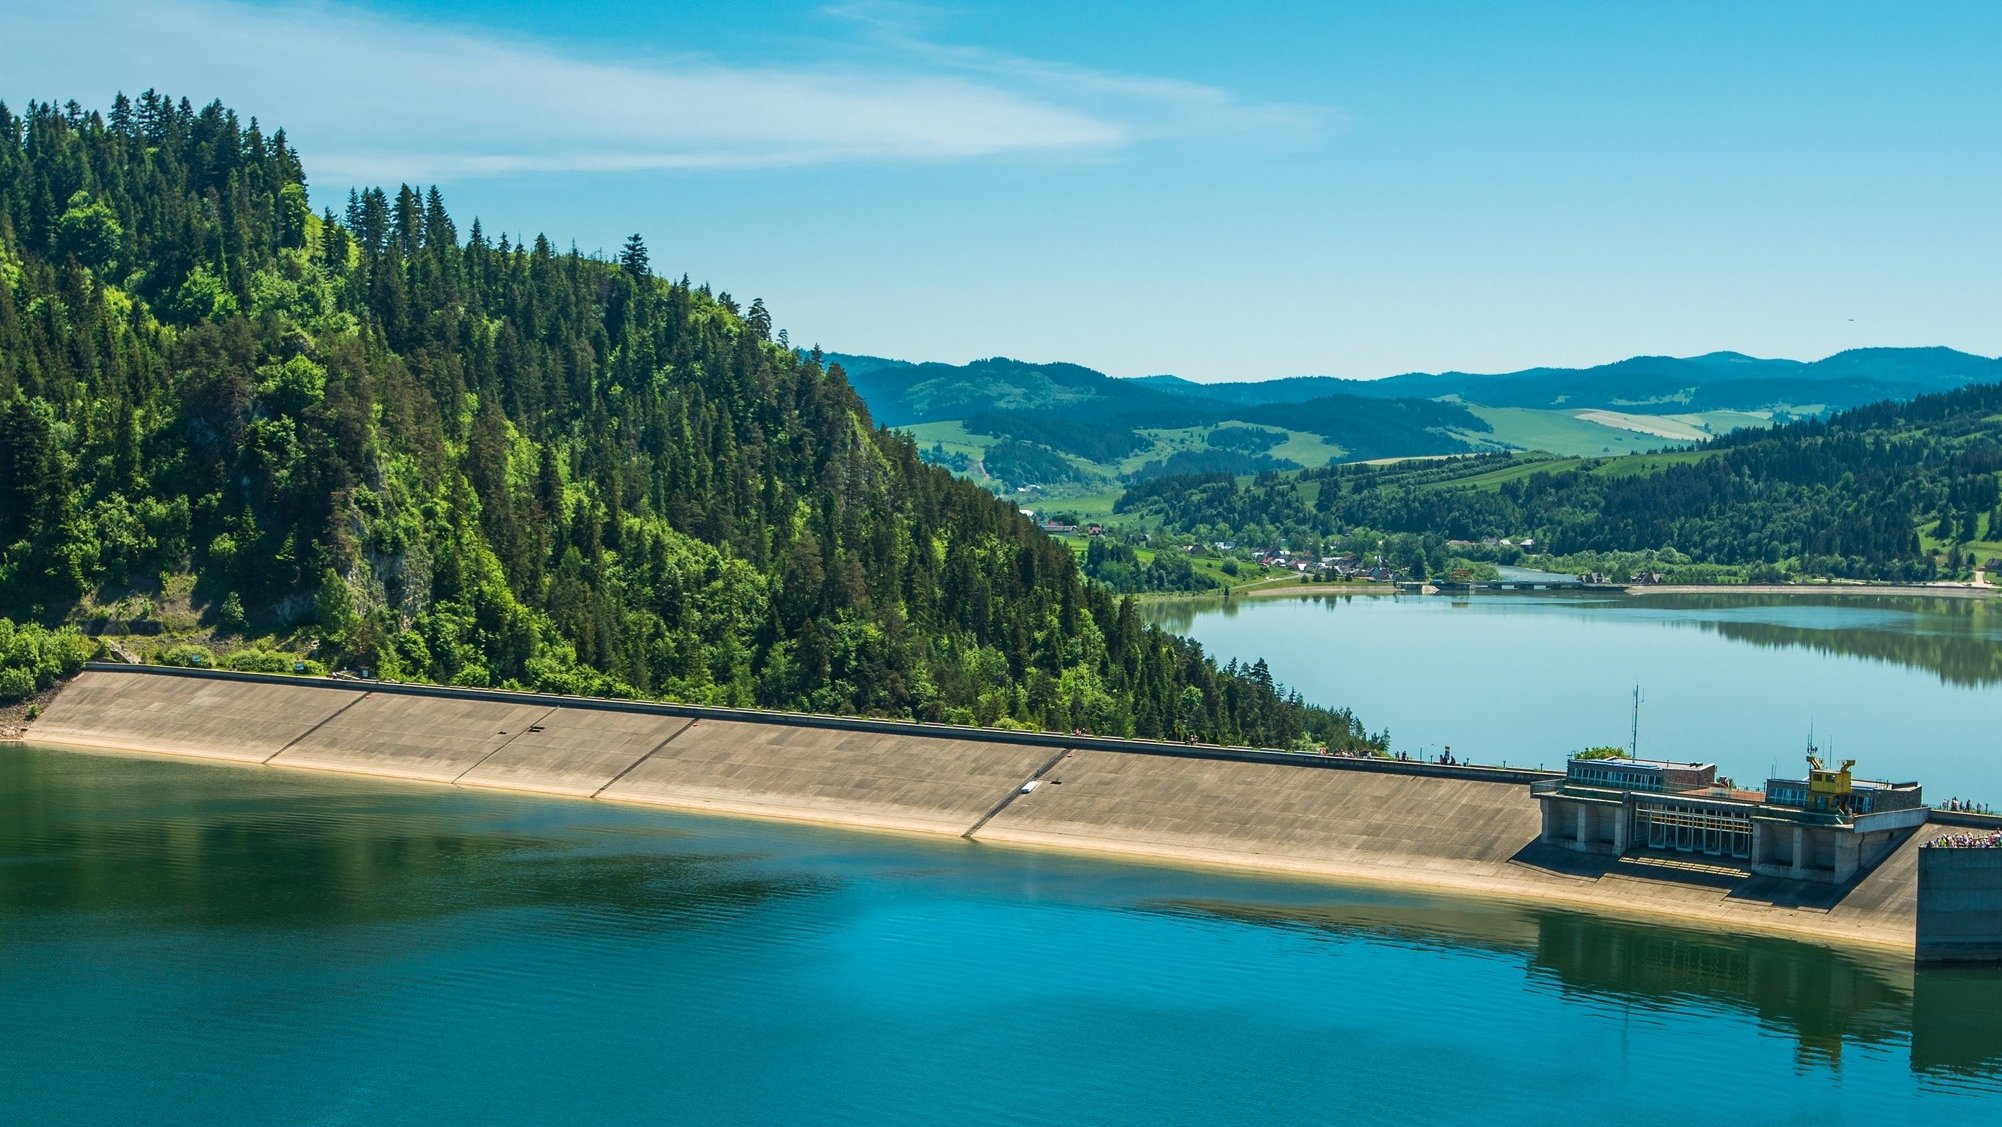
[
  {"xmin": 974, "ymin": 748, "xmax": 1543, "ymax": 867},
  {"xmin": 1916, "ymin": 847, "xmax": 2002, "ymax": 964},
  {"xmin": 598, "ymin": 719, "xmax": 1062, "ymax": 834},
  {"xmin": 268, "ymin": 692, "xmax": 556, "ymax": 782},
  {"xmin": 28, "ymin": 669, "xmax": 355, "ymax": 762},
  {"xmin": 457, "ymin": 709, "xmax": 691, "ymax": 797}
]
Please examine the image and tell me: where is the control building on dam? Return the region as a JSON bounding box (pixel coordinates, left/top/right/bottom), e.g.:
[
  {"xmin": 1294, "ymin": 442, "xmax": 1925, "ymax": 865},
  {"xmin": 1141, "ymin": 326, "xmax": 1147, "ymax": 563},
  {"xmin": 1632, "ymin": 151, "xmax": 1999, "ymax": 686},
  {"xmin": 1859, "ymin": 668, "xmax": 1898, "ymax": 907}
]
[{"xmin": 1533, "ymin": 752, "xmax": 1927, "ymax": 883}]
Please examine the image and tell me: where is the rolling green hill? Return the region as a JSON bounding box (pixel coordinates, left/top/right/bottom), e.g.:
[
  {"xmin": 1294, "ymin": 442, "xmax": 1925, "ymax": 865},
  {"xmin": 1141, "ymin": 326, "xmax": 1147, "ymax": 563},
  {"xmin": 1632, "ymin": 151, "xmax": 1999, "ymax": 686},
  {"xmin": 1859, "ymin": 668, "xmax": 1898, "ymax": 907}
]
[
  {"xmin": 1114, "ymin": 380, "xmax": 2002, "ymax": 583},
  {"xmin": 838, "ymin": 347, "xmax": 2000, "ymax": 496},
  {"xmin": 832, "ymin": 352, "xmax": 1496, "ymax": 492}
]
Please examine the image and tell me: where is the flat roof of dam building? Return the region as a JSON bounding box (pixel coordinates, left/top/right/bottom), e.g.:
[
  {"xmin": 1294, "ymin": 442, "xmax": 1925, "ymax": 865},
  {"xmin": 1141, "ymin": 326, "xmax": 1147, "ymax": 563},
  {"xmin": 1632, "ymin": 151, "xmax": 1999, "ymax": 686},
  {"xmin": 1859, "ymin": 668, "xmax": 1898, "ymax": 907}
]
[{"xmin": 1548, "ymin": 753, "xmax": 1923, "ymax": 817}]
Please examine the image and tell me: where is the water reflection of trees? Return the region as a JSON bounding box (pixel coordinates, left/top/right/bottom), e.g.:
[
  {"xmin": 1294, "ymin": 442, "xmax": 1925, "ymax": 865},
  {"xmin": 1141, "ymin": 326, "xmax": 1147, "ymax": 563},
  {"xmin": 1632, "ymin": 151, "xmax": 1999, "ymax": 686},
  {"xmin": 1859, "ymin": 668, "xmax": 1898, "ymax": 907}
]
[
  {"xmin": 1140, "ymin": 592, "xmax": 1373, "ymax": 635},
  {"xmin": 1528, "ymin": 911, "xmax": 1908, "ymax": 1069},
  {"xmin": 1911, "ymin": 970, "xmax": 2002, "ymax": 1080},
  {"xmin": 0, "ymin": 749, "xmax": 825, "ymax": 934},
  {"xmin": 1162, "ymin": 893, "xmax": 2002, "ymax": 1080},
  {"xmin": 1144, "ymin": 592, "xmax": 2002, "ymax": 687},
  {"xmin": 1695, "ymin": 611, "xmax": 2002, "ymax": 687}
]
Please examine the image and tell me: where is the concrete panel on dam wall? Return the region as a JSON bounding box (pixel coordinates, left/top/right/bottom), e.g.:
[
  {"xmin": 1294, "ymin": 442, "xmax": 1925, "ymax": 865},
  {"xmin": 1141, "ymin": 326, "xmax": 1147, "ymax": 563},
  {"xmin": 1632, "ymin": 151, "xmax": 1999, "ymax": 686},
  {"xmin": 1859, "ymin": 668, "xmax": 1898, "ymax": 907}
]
[
  {"xmin": 1814, "ymin": 830, "xmax": 1922, "ymax": 928},
  {"xmin": 456, "ymin": 709, "xmax": 692, "ymax": 797},
  {"xmin": 598, "ymin": 719, "xmax": 1060, "ymax": 834},
  {"xmin": 974, "ymin": 749, "xmax": 1543, "ymax": 872},
  {"xmin": 268, "ymin": 693, "xmax": 556, "ymax": 783},
  {"xmin": 28, "ymin": 669, "xmax": 355, "ymax": 763}
]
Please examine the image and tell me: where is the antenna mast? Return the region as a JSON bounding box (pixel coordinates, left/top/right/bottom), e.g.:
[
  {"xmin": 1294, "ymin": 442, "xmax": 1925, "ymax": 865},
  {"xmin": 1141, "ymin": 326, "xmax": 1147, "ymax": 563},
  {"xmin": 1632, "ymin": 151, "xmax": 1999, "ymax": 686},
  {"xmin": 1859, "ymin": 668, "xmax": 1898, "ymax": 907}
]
[{"xmin": 1630, "ymin": 684, "xmax": 1643, "ymax": 760}]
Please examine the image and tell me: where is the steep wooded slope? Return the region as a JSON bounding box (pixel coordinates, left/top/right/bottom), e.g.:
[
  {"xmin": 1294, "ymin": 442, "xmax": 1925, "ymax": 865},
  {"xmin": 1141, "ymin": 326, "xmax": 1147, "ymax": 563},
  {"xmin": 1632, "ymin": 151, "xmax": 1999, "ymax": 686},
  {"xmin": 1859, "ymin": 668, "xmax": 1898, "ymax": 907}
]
[{"xmin": 0, "ymin": 94, "xmax": 1375, "ymax": 750}]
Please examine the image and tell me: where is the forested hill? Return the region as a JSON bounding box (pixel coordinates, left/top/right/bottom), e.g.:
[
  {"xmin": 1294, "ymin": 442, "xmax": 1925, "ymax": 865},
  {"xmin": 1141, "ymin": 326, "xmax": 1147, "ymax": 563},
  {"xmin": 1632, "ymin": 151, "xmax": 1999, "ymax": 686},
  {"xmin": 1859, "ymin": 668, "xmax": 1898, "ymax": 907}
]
[
  {"xmin": 0, "ymin": 94, "xmax": 1379, "ymax": 751},
  {"xmin": 843, "ymin": 348, "xmax": 2001, "ymax": 491},
  {"xmin": 1117, "ymin": 381, "xmax": 2002, "ymax": 582}
]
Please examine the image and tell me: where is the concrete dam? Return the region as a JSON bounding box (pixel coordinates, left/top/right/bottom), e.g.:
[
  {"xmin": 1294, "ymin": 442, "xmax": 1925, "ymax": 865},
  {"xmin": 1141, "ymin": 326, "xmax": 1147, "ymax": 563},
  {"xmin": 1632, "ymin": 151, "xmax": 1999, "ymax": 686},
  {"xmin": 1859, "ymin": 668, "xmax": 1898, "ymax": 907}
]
[{"xmin": 20, "ymin": 664, "xmax": 1994, "ymax": 954}]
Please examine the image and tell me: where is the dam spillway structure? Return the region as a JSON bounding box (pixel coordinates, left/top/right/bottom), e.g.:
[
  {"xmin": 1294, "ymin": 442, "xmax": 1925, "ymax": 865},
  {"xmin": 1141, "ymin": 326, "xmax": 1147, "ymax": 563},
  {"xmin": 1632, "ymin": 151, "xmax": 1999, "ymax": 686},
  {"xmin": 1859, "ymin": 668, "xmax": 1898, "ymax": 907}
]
[
  {"xmin": 1532, "ymin": 753, "xmax": 1927, "ymax": 883},
  {"xmin": 1533, "ymin": 749, "xmax": 2002, "ymax": 964}
]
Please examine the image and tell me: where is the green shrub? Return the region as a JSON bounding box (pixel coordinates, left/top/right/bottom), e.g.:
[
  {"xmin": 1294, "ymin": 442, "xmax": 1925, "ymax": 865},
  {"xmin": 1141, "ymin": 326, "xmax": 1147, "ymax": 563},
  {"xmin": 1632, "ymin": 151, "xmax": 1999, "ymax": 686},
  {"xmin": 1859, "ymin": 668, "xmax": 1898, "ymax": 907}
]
[
  {"xmin": 156, "ymin": 643, "xmax": 215, "ymax": 668},
  {"xmin": 220, "ymin": 650, "xmax": 326, "ymax": 675},
  {"xmin": 220, "ymin": 648, "xmax": 291, "ymax": 672},
  {"xmin": 0, "ymin": 666, "xmax": 35, "ymax": 703},
  {"xmin": 0, "ymin": 618, "xmax": 97, "ymax": 701}
]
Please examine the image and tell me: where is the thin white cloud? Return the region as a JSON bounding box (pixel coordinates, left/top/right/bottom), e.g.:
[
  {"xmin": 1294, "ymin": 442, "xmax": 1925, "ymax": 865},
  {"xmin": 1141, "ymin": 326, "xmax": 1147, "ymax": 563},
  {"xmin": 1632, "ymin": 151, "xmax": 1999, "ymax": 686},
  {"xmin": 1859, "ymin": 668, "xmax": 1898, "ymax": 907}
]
[
  {"xmin": 6, "ymin": 0, "xmax": 1320, "ymax": 183},
  {"xmin": 821, "ymin": 3, "xmax": 1332, "ymax": 140}
]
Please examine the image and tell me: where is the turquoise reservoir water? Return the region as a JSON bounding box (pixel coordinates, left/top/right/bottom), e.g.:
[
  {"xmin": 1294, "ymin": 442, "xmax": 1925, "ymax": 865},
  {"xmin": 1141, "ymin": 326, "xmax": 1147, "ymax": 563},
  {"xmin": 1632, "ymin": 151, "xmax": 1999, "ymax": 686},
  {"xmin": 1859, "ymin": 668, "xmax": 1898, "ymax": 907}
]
[
  {"xmin": 1144, "ymin": 592, "xmax": 2002, "ymax": 802},
  {"xmin": 4, "ymin": 745, "xmax": 2000, "ymax": 1125}
]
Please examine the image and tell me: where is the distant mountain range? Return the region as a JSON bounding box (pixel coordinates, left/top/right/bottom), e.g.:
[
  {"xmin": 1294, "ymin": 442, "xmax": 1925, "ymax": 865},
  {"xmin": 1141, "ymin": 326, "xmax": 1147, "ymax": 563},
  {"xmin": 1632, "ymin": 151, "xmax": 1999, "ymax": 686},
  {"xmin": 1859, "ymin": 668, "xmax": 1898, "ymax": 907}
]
[
  {"xmin": 827, "ymin": 348, "xmax": 2002, "ymax": 491},
  {"xmin": 1128, "ymin": 347, "xmax": 2002, "ymax": 412}
]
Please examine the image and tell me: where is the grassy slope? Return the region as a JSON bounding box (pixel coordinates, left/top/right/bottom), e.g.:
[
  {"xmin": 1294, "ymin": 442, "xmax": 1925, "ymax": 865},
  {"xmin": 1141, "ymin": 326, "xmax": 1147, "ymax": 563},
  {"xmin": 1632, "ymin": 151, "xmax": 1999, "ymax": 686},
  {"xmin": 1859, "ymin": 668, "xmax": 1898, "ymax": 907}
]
[
  {"xmin": 1057, "ymin": 534, "xmax": 1293, "ymax": 589},
  {"xmin": 904, "ymin": 402, "xmax": 1768, "ymax": 521},
  {"xmin": 903, "ymin": 420, "xmax": 996, "ymax": 455},
  {"xmin": 904, "ymin": 419, "xmax": 1349, "ymax": 491},
  {"xmin": 1465, "ymin": 405, "xmax": 1776, "ymax": 457},
  {"xmin": 1467, "ymin": 406, "xmax": 1675, "ymax": 456},
  {"xmin": 1396, "ymin": 449, "xmax": 1719, "ymax": 493}
]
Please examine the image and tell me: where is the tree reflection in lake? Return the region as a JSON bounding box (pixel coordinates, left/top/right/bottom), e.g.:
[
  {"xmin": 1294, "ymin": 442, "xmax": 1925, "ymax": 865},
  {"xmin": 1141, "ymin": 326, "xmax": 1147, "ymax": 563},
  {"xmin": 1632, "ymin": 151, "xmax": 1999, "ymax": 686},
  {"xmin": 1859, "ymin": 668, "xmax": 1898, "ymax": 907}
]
[
  {"xmin": 0, "ymin": 743, "xmax": 829, "ymax": 935},
  {"xmin": 1160, "ymin": 892, "xmax": 2002, "ymax": 1082},
  {"xmin": 1645, "ymin": 594, "xmax": 2002, "ymax": 688},
  {"xmin": 1146, "ymin": 590, "xmax": 2002, "ymax": 687},
  {"xmin": 1141, "ymin": 590, "xmax": 2002, "ymax": 795}
]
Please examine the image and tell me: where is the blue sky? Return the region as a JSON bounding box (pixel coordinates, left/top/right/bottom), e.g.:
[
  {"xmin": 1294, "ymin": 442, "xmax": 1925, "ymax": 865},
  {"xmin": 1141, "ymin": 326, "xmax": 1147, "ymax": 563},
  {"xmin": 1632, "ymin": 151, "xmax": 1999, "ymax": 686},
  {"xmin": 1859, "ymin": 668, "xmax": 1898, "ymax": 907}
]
[{"xmin": 10, "ymin": 1, "xmax": 2000, "ymax": 380}]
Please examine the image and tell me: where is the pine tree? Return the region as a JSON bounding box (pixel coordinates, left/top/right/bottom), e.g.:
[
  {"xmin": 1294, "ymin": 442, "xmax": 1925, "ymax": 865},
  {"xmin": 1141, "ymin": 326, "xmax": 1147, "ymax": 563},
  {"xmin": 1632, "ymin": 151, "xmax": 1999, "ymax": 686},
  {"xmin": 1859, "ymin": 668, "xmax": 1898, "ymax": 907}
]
[{"xmin": 619, "ymin": 234, "xmax": 649, "ymax": 279}]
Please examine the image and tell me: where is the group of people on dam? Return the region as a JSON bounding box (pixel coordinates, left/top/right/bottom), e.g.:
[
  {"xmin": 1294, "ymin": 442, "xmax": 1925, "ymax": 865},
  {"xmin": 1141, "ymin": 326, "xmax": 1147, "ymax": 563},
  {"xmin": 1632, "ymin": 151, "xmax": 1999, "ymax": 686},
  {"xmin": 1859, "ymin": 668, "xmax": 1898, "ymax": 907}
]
[{"xmin": 1929, "ymin": 831, "xmax": 2002, "ymax": 849}]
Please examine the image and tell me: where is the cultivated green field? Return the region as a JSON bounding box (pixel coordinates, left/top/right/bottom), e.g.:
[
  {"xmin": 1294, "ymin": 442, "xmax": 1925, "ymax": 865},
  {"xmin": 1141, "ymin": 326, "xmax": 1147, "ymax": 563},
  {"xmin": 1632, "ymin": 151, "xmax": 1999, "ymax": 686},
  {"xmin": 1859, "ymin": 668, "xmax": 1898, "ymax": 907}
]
[
  {"xmin": 901, "ymin": 419, "xmax": 1352, "ymax": 488},
  {"xmin": 1462, "ymin": 405, "xmax": 1774, "ymax": 457},
  {"xmin": 904, "ymin": 404, "xmax": 1757, "ymax": 518},
  {"xmin": 1464, "ymin": 406, "xmax": 1672, "ymax": 457},
  {"xmin": 903, "ymin": 420, "xmax": 996, "ymax": 456},
  {"xmin": 1337, "ymin": 448, "xmax": 1724, "ymax": 496}
]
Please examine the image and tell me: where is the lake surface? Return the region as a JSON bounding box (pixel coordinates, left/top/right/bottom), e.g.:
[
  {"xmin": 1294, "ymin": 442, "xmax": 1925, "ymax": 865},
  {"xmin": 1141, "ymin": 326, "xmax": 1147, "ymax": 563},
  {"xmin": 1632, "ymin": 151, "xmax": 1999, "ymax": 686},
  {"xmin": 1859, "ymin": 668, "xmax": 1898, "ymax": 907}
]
[
  {"xmin": 4, "ymin": 744, "xmax": 2001, "ymax": 1125},
  {"xmin": 1145, "ymin": 591, "xmax": 2002, "ymax": 802}
]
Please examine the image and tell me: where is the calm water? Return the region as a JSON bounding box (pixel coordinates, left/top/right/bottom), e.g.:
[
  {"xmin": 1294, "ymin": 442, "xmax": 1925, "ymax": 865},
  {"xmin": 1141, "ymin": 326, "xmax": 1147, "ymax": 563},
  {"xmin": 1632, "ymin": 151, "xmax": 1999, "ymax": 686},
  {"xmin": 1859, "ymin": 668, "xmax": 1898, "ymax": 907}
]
[
  {"xmin": 4, "ymin": 745, "xmax": 2000, "ymax": 1125},
  {"xmin": 1145, "ymin": 591, "xmax": 2002, "ymax": 802}
]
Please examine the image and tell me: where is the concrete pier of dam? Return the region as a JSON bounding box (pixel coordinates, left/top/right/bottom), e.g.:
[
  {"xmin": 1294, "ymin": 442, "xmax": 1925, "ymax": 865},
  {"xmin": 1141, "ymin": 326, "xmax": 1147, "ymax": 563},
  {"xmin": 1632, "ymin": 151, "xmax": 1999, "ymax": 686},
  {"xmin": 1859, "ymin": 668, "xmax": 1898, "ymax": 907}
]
[{"xmin": 19, "ymin": 664, "xmax": 1997, "ymax": 954}]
